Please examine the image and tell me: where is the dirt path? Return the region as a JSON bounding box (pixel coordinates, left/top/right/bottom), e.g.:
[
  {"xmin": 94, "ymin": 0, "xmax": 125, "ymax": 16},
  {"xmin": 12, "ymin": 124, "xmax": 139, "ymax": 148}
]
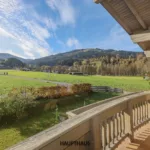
[{"xmin": 6, "ymin": 75, "xmax": 72, "ymax": 86}]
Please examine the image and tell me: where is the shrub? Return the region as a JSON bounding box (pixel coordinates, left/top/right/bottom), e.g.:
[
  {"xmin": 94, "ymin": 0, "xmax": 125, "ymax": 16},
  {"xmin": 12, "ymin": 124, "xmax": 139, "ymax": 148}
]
[
  {"xmin": 60, "ymin": 86, "xmax": 70, "ymax": 97},
  {"xmin": 71, "ymin": 83, "xmax": 92, "ymax": 94},
  {"xmin": 0, "ymin": 84, "xmax": 92, "ymax": 123},
  {"xmin": 36, "ymin": 86, "xmax": 70, "ymax": 99},
  {"xmin": 0, "ymin": 90, "xmax": 38, "ymax": 122},
  {"xmin": 8, "ymin": 87, "xmax": 37, "ymax": 98},
  {"xmin": 7, "ymin": 84, "xmax": 91, "ymax": 102}
]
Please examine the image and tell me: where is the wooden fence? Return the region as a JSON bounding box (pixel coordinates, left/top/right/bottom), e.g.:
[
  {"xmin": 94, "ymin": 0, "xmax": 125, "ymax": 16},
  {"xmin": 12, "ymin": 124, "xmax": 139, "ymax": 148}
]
[{"xmin": 92, "ymin": 86, "xmax": 123, "ymax": 93}]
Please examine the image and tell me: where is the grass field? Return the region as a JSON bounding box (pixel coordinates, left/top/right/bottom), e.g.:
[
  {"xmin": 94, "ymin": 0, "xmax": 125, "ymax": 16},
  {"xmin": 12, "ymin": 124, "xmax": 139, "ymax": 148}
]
[
  {"xmin": 0, "ymin": 70, "xmax": 149, "ymax": 92},
  {"xmin": 0, "ymin": 69, "xmax": 148, "ymax": 149},
  {"xmin": 0, "ymin": 92, "xmax": 117, "ymax": 149},
  {"xmin": 0, "ymin": 75, "xmax": 55, "ymax": 94}
]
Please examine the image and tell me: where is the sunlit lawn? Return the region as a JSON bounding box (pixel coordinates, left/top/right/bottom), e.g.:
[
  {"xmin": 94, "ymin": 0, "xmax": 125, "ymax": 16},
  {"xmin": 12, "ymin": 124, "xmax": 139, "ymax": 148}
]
[
  {"xmin": 0, "ymin": 70, "xmax": 149, "ymax": 148},
  {"xmin": 0, "ymin": 75, "xmax": 55, "ymax": 94},
  {"xmin": 1, "ymin": 70, "xmax": 149, "ymax": 92},
  {"xmin": 0, "ymin": 70, "xmax": 148, "ymax": 149}
]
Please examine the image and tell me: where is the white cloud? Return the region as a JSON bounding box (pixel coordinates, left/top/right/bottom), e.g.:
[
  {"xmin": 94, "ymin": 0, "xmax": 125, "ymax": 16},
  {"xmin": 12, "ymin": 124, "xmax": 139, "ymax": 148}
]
[
  {"xmin": 0, "ymin": 26, "xmax": 15, "ymax": 38},
  {"xmin": 24, "ymin": 51, "xmax": 35, "ymax": 59},
  {"xmin": 0, "ymin": 0, "xmax": 22, "ymax": 14},
  {"xmin": 32, "ymin": 11, "xmax": 58, "ymax": 31},
  {"xmin": 46, "ymin": 0, "xmax": 76, "ymax": 25},
  {"xmin": 0, "ymin": 0, "xmax": 78, "ymax": 59},
  {"xmin": 66, "ymin": 37, "xmax": 81, "ymax": 49},
  {"xmin": 98, "ymin": 24, "xmax": 141, "ymax": 51},
  {"xmin": 43, "ymin": 18, "xmax": 58, "ymax": 30},
  {"xmin": 0, "ymin": 0, "xmax": 53, "ymax": 59},
  {"xmin": 22, "ymin": 21, "xmax": 51, "ymax": 41}
]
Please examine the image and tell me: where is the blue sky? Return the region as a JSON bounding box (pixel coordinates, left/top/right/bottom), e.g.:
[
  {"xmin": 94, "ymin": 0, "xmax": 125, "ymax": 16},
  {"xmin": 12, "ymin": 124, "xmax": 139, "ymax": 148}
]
[{"xmin": 0, "ymin": 0, "xmax": 142, "ymax": 59}]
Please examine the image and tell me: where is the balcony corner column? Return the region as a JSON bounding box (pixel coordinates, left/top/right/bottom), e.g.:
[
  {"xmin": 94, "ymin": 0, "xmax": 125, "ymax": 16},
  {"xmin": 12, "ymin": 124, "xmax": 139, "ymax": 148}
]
[
  {"xmin": 90, "ymin": 116, "xmax": 102, "ymax": 150},
  {"xmin": 126, "ymin": 101, "xmax": 134, "ymax": 142}
]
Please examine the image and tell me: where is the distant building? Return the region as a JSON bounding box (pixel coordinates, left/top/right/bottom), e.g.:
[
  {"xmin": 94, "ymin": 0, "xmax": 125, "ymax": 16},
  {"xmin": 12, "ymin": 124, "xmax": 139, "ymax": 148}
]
[
  {"xmin": 144, "ymin": 72, "xmax": 150, "ymax": 80},
  {"xmin": 69, "ymin": 72, "xmax": 84, "ymax": 75},
  {"xmin": 22, "ymin": 68, "xmax": 30, "ymax": 71}
]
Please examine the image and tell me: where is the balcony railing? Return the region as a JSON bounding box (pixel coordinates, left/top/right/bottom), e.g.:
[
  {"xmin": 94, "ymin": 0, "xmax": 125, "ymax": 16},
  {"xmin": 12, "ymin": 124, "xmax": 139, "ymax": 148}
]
[{"xmin": 8, "ymin": 91, "xmax": 150, "ymax": 150}]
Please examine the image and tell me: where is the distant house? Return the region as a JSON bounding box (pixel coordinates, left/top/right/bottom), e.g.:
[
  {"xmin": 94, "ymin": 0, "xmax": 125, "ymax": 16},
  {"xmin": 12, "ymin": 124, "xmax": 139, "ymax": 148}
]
[
  {"xmin": 69, "ymin": 72, "xmax": 84, "ymax": 75},
  {"xmin": 22, "ymin": 68, "xmax": 30, "ymax": 71},
  {"xmin": 52, "ymin": 71, "xmax": 61, "ymax": 74},
  {"xmin": 144, "ymin": 76, "xmax": 150, "ymax": 80},
  {"xmin": 143, "ymin": 73, "xmax": 150, "ymax": 80}
]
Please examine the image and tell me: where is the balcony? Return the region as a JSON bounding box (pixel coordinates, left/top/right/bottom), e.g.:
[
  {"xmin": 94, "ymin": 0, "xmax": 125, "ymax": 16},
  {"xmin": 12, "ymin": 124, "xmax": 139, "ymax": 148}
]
[{"xmin": 8, "ymin": 91, "xmax": 150, "ymax": 150}]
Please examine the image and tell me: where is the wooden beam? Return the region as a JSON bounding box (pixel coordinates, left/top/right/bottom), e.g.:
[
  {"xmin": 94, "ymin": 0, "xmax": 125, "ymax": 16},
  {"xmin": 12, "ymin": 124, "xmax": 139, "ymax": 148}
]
[
  {"xmin": 138, "ymin": 42, "xmax": 147, "ymax": 50},
  {"xmin": 131, "ymin": 30, "xmax": 150, "ymax": 43},
  {"xmin": 124, "ymin": 0, "xmax": 147, "ymax": 29},
  {"xmin": 144, "ymin": 51, "xmax": 150, "ymax": 57},
  {"xmin": 101, "ymin": 1, "xmax": 132, "ymax": 34},
  {"xmin": 94, "ymin": 0, "xmax": 104, "ymax": 4}
]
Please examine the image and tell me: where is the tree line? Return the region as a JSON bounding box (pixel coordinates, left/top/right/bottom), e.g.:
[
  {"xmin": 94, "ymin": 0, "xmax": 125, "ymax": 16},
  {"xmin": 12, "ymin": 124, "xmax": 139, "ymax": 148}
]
[
  {"xmin": 38, "ymin": 54, "xmax": 149, "ymax": 76},
  {"xmin": 2, "ymin": 54, "xmax": 149, "ymax": 76}
]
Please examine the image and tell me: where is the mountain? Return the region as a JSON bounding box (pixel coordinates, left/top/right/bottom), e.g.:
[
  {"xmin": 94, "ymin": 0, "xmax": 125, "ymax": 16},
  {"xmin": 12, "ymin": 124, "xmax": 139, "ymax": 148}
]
[
  {"xmin": 30, "ymin": 48, "xmax": 144, "ymax": 66},
  {"xmin": 0, "ymin": 49, "xmax": 144, "ymax": 66},
  {"xmin": 0, "ymin": 53, "xmax": 32, "ymax": 63}
]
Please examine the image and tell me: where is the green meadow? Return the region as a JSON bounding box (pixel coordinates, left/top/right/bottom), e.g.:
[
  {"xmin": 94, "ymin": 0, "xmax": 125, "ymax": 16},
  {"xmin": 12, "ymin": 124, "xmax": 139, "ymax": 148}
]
[
  {"xmin": 1, "ymin": 70, "xmax": 149, "ymax": 92},
  {"xmin": 0, "ymin": 69, "xmax": 149, "ymax": 149},
  {"xmin": 0, "ymin": 75, "xmax": 55, "ymax": 94}
]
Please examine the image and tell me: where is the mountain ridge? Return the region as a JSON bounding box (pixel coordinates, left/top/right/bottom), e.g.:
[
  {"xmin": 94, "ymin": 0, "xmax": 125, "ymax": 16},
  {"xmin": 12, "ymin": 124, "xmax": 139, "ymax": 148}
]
[
  {"xmin": 0, "ymin": 53, "xmax": 32, "ymax": 63},
  {"xmin": 0, "ymin": 48, "xmax": 144, "ymax": 66},
  {"xmin": 29, "ymin": 48, "xmax": 144, "ymax": 66}
]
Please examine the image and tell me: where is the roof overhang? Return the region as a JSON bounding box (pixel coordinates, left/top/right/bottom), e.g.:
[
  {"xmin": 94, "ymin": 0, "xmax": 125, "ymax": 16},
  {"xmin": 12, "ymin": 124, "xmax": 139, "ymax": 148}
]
[{"xmin": 94, "ymin": 0, "xmax": 150, "ymax": 57}]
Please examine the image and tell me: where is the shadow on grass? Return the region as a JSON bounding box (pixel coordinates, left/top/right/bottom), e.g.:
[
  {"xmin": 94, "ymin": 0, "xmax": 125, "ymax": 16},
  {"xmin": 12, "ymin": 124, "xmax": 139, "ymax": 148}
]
[
  {"xmin": 0, "ymin": 92, "xmax": 119, "ymax": 149},
  {"xmin": 18, "ymin": 92, "xmax": 118, "ymax": 137}
]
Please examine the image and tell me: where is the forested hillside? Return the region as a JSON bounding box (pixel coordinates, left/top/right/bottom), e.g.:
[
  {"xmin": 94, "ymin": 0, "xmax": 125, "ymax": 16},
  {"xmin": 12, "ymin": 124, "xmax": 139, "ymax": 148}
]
[
  {"xmin": 30, "ymin": 48, "xmax": 143, "ymax": 66},
  {"xmin": 1, "ymin": 48, "xmax": 148, "ymax": 76},
  {"xmin": 40, "ymin": 53, "xmax": 149, "ymax": 76}
]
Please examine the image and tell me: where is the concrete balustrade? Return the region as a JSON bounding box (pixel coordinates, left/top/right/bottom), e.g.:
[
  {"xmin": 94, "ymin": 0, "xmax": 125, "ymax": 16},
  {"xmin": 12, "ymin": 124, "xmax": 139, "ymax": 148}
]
[
  {"xmin": 66, "ymin": 92, "xmax": 139, "ymax": 118},
  {"xmin": 8, "ymin": 91, "xmax": 150, "ymax": 150}
]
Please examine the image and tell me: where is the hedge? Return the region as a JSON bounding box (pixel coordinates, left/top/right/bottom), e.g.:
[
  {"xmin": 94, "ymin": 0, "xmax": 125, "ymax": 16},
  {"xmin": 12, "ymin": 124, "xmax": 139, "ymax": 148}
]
[{"xmin": 0, "ymin": 83, "xmax": 92, "ymax": 124}]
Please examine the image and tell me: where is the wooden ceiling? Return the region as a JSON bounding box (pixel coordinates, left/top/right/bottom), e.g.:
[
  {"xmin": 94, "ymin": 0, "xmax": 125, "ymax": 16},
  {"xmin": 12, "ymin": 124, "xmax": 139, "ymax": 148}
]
[{"xmin": 94, "ymin": 0, "xmax": 150, "ymax": 57}]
